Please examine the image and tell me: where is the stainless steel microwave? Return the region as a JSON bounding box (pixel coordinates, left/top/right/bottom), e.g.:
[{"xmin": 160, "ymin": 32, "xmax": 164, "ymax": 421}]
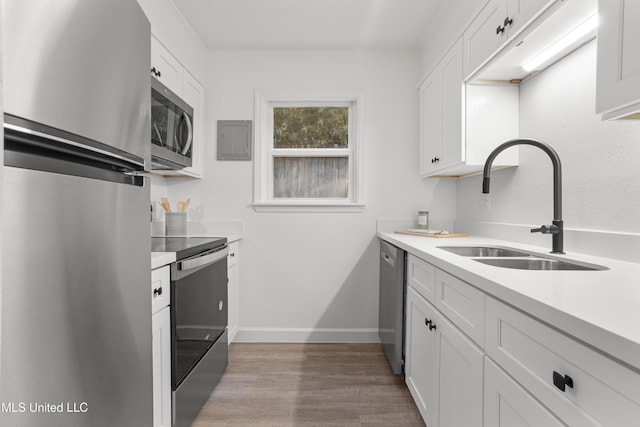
[{"xmin": 151, "ymin": 77, "xmax": 193, "ymax": 170}]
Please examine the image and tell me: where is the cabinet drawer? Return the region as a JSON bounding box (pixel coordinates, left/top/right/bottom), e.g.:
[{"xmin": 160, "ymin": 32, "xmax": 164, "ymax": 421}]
[
  {"xmin": 486, "ymin": 296, "xmax": 640, "ymax": 427},
  {"xmin": 435, "ymin": 269, "xmax": 485, "ymax": 347},
  {"xmin": 227, "ymin": 241, "xmax": 239, "ymax": 268},
  {"xmin": 151, "ymin": 265, "xmax": 170, "ymax": 314},
  {"xmin": 407, "ymin": 254, "xmax": 436, "ymax": 303}
]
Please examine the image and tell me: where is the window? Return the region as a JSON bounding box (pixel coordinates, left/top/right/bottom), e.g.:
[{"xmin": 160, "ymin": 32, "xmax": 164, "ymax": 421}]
[{"xmin": 253, "ymin": 90, "xmax": 364, "ymax": 212}]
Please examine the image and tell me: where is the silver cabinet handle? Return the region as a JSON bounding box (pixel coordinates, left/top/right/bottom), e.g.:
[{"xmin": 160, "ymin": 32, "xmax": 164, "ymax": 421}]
[{"xmin": 178, "ymin": 247, "xmax": 228, "ymax": 271}]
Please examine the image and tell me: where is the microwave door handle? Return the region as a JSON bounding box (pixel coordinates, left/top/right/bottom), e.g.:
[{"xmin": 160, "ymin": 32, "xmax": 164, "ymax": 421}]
[{"xmin": 179, "ymin": 112, "xmax": 193, "ymax": 156}]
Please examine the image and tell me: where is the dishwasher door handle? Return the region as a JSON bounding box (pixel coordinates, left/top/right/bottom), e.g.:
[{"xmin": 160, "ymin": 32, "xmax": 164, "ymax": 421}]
[
  {"xmin": 179, "ymin": 247, "xmax": 229, "ymax": 271},
  {"xmin": 381, "ymin": 252, "xmax": 395, "ymax": 267}
]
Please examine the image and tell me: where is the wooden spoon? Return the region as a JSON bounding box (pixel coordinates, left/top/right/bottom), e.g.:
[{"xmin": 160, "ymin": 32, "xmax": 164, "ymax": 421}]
[{"xmin": 160, "ymin": 197, "xmax": 171, "ymax": 212}]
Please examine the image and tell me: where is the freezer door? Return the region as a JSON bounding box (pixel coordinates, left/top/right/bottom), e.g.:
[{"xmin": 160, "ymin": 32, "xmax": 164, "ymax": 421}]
[
  {"xmin": 0, "ymin": 166, "xmax": 152, "ymax": 427},
  {"xmin": 1, "ymin": 0, "xmax": 151, "ymax": 165}
]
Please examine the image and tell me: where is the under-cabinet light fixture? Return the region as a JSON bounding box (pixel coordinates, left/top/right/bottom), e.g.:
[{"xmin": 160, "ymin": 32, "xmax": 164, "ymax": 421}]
[{"xmin": 522, "ymin": 13, "xmax": 599, "ymax": 72}]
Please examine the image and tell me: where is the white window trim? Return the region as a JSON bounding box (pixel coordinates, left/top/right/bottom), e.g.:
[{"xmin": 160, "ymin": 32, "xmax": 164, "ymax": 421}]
[{"xmin": 253, "ymin": 89, "xmax": 365, "ymax": 213}]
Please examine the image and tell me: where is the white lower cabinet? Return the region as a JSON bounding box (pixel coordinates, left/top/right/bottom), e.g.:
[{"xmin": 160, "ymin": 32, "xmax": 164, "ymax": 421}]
[
  {"xmin": 485, "ymin": 357, "xmax": 565, "ymax": 427},
  {"xmin": 151, "ymin": 266, "xmax": 171, "ymax": 427},
  {"xmin": 227, "ymin": 241, "xmax": 240, "ymax": 343},
  {"xmin": 403, "ymin": 253, "xmax": 640, "ymax": 427},
  {"xmin": 405, "ymin": 286, "xmax": 483, "ymax": 427},
  {"xmin": 152, "ymin": 307, "xmax": 171, "ymax": 427},
  {"xmin": 485, "ymin": 296, "xmax": 640, "ymax": 427}
]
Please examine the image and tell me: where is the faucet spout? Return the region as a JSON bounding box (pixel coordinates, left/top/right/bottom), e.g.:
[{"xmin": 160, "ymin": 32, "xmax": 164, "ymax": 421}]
[{"xmin": 482, "ymin": 138, "xmax": 564, "ymax": 254}]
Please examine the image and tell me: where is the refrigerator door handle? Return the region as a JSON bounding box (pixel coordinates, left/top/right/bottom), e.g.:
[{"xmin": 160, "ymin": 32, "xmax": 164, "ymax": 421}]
[{"xmin": 4, "ymin": 119, "xmax": 145, "ymax": 168}]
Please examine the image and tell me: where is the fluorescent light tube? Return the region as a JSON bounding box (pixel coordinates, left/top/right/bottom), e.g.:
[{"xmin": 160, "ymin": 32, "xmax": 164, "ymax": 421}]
[{"xmin": 522, "ymin": 14, "xmax": 598, "ymax": 72}]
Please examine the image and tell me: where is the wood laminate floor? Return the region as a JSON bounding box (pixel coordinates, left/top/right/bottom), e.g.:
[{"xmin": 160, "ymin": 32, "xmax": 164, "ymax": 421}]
[{"xmin": 192, "ymin": 343, "xmax": 425, "ymax": 427}]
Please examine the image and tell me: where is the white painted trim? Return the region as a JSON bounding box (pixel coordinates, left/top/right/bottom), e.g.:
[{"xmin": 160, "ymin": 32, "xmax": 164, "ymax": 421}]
[
  {"xmin": 234, "ymin": 327, "xmax": 380, "ymax": 343},
  {"xmin": 252, "ymin": 202, "xmax": 366, "ymax": 213},
  {"xmin": 253, "ymin": 89, "xmax": 365, "ymax": 211},
  {"xmin": 228, "ymin": 325, "xmax": 239, "ymax": 344}
]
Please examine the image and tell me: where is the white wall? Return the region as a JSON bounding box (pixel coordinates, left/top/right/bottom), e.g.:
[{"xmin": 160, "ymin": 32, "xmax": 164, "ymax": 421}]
[
  {"xmin": 165, "ymin": 50, "xmax": 456, "ymax": 341},
  {"xmin": 456, "ymin": 41, "xmax": 640, "ymax": 262}
]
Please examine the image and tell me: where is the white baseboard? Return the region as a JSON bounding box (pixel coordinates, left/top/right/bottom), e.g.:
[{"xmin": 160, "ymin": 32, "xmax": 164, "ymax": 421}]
[
  {"xmin": 228, "ymin": 325, "xmax": 239, "ymax": 344},
  {"xmin": 233, "ymin": 327, "xmax": 380, "ymax": 343}
]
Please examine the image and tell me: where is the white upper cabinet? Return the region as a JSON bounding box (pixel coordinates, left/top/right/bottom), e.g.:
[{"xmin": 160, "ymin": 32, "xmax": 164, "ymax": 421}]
[
  {"xmin": 419, "ymin": 38, "xmax": 464, "ymax": 177},
  {"xmin": 463, "ymin": 0, "xmax": 559, "ymax": 77},
  {"xmin": 596, "ymin": 0, "xmax": 640, "ymax": 120},
  {"xmin": 463, "ymin": 0, "xmax": 508, "ymax": 79},
  {"xmin": 150, "ymin": 36, "xmax": 205, "ymax": 178},
  {"xmin": 151, "ymin": 36, "xmax": 183, "ymax": 96},
  {"xmin": 419, "ymin": 38, "xmax": 519, "ymax": 178}
]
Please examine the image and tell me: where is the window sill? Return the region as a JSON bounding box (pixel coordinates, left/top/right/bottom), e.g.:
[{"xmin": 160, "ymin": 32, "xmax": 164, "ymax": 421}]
[{"xmin": 252, "ymin": 201, "xmax": 366, "ymax": 213}]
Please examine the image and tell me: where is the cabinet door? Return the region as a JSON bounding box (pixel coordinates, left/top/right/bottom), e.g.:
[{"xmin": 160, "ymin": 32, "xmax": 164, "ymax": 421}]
[
  {"xmin": 180, "ymin": 72, "xmax": 205, "ymax": 178},
  {"xmin": 485, "ymin": 358, "xmax": 565, "ymax": 427},
  {"xmin": 227, "ymin": 263, "xmax": 239, "ymax": 343},
  {"xmin": 463, "ymin": 0, "xmax": 508, "ymax": 78},
  {"xmin": 405, "ymin": 287, "xmax": 439, "ymax": 427},
  {"xmin": 152, "ymin": 307, "xmax": 171, "ymax": 427},
  {"xmin": 151, "ymin": 36, "xmax": 183, "ymax": 95},
  {"xmin": 437, "ymin": 305, "xmax": 484, "ymax": 427},
  {"xmin": 507, "ymin": 0, "xmax": 557, "ymax": 36},
  {"xmin": 439, "ymin": 38, "xmax": 464, "ymax": 172},
  {"xmin": 596, "ymin": 0, "xmax": 640, "ymax": 119},
  {"xmin": 151, "ymin": 265, "xmax": 170, "ymax": 315},
  {"xmin": 419, "ymin": 70, "xmax": 442, "ymax": 176}
]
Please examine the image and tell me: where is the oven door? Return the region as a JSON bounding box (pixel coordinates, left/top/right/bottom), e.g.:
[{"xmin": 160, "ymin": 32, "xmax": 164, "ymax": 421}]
[{"xmin": 171, "ymin": 245, "xmax": 228, "ymax": 389}]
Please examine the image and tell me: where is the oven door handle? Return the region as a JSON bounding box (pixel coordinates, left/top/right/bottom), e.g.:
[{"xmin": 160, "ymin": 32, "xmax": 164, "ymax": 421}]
[{"xmin": 178, "ymin": 247, "xmax": 229, "ymax": 271}]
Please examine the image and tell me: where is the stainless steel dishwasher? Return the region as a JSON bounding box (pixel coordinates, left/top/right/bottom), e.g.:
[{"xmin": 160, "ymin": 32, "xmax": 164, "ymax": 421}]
[{"xmin": 378, "ymin": 239, "xmax": 406, "ymax": 374}]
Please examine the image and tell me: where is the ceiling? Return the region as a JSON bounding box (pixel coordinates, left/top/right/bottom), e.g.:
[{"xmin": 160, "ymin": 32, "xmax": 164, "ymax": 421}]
[{"xmin": 172, "ymin": 0, "xmax": 445, "ymax": 50}]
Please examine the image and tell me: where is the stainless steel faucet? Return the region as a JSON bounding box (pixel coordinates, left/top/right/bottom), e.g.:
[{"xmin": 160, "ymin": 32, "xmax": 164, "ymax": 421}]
[{"xmin": 482, "ymin": 138, "xmax": 565, "ymax": 254}]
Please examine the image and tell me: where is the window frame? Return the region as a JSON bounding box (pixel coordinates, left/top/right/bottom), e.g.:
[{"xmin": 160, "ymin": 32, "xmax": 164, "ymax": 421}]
[{"xmin": 253, "ymin": 89, "xmax": 365, "ymax": 212}]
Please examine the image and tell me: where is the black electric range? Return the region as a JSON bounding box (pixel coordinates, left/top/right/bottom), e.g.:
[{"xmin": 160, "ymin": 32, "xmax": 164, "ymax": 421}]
[
  {"xmin": 152, "ymin": 235, "xmax": 230, "ymax": 427},
  {"xmin": 151, "ymin": 236, "xmax": 227, "ymax": 260}
]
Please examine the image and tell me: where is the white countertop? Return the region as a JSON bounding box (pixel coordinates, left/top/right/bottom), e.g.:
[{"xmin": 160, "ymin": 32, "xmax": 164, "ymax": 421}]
[
  {"xmin": 378, "ymin": 232, "xmax": 640, "ymax": 370},
  {"xmin": 152, "ymin": 252, "xmax": 176, "ymax": 270}
]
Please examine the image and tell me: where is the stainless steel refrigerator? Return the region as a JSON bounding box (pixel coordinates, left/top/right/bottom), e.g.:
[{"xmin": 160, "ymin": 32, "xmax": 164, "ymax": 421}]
[{"xmin": 1, "ymin": 1, "xmax": 153, "ymax": 426}]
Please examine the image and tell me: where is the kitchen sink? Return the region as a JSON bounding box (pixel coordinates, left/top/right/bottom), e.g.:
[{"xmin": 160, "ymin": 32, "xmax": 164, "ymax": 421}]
[
  {"xmin": 438, "ymin": 245, "xmax": 608, "ymax": 271},
  {"xmin": 438, "ymin": 246, "xmax": 532, "ymax": 257},
  {"xmin": 474, "ymin": 258, "xmax": 608, "ymax": 271}
]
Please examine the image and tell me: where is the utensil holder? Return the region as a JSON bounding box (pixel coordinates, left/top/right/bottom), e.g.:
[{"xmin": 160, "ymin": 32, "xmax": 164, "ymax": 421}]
[{"xmin": 165, "ymin": 212, "xmax": 187, "ymax": 236}]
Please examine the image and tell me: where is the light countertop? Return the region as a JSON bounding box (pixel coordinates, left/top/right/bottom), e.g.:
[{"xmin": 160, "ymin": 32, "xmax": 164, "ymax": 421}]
[
  {"xmin": 152, "ymin": 252, "xmax": 175, "ymax": 270},
  {"xmin": 378, "ymin": 231, "xmax": 640, "ymax": 370}
]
